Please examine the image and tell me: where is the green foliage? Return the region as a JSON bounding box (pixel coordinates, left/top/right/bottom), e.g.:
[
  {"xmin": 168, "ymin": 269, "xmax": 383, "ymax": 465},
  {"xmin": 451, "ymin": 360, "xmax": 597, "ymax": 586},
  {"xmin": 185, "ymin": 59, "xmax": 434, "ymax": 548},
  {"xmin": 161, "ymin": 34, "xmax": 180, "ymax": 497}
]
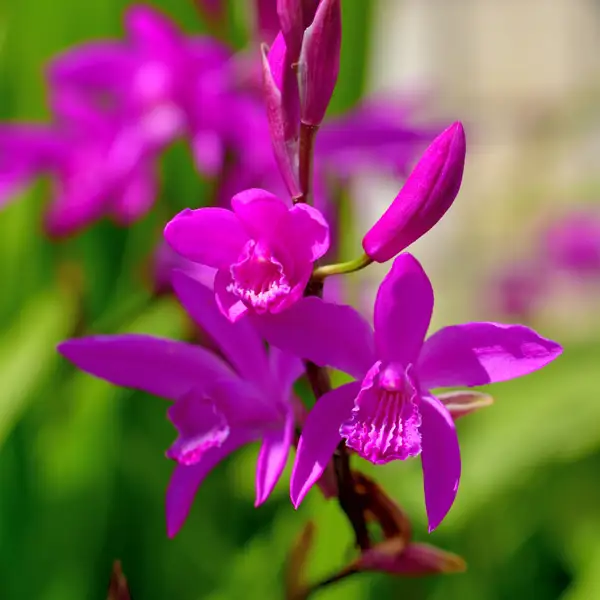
[{"xmin": 0, "ymin": 1, "xmax": 594, "ymax": 599}]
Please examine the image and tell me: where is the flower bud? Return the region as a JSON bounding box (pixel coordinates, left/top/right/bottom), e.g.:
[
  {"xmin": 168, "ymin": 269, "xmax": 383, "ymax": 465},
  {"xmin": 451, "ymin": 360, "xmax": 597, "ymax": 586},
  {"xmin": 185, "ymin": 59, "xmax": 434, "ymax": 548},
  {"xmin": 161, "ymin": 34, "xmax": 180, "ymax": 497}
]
[
  {"xmin": 437, "ymin": 390, "xmax": 493, "ymax": 420},
  {"xmin": 362, "ymin": 122, "xmax": 466, "ymax": 263},
  {"xmin": 260, "ymin": 41, "xmax": 301, "ymax": 197},
  {"xmin": 297, "ymin": 0, "xmax": 341, "ymax": 126},
  {"xmin": 277, "ymin": 0, "xmax": 304, "ymax": 60},
  {"xmin": 358, "ymin": 539, "xmax": 467, "ymax": 576}
]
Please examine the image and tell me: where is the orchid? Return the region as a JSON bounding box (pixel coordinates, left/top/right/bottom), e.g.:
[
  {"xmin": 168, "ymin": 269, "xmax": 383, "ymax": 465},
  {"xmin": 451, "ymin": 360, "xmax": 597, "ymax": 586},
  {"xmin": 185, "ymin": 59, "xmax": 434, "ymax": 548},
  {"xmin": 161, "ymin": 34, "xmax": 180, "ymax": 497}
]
[
  {"xmin": 0, "ymin": 91, "xmax": 160, "ymax": 236},
  {"xmin": 256, "ymin": 253, "xmax": 562, "ymax": 530},
  {"xmin": 58, "ymin": 270, "xmax": 303, "ymax": 536},
  {"xmin": 164, "ymin": 188, "xmax": 329, "ymax": 321}
]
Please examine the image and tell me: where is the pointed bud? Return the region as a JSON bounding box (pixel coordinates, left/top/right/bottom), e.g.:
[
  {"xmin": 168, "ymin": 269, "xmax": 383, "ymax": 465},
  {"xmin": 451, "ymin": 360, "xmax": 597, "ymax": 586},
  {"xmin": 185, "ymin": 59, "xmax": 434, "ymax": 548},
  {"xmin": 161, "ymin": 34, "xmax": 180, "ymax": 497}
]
[
  {"xmin": 261, "ymin": 41, "xmax": 301, "ymax": 197},
  {"xmin": 298, "ymin": 0, "xmax": 341, "ymax": 126},
  {"xmin": 362, "ymin": 122, "xmax": 466, "ymax": 263},
  {"xmin": 438, "ymin": 391, "xmax": 494, "ymax": 420},
  {"xmin": 277, "ymin": 0, "xmax": 304, "ymax": 60},
  {"xmin": 107, "ymin": 561, "xmax": 131, "ymax": 600},
  {"xmin": 358, "ymin": 539, "xmax": 467, "ymax": 577}
]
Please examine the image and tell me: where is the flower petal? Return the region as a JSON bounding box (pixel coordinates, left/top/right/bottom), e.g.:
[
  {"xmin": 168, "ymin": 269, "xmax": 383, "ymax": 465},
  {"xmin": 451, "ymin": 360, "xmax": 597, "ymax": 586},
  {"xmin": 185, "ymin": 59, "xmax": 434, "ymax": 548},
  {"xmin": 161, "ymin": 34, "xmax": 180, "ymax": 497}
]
[
  {"xmin": 164, "ymin": 207, "xmax": 248, "ymax": 269},
  {"xmin": 418, "ymin": 322, "xmax": 563, "ymax": 389},
  {"xmin": 291, "ymin": 381, "xmax": 360, "ymax": 507},
  {"xmin": 172, "ymin": 270, "xmax": 269, "ymax": 384},
  {"xmin": 230, "ymin": 188, "xmax": 290, "ymax": 241},
  {"xmin": 166, "ymin": 428, "xmax": 256, "ymax": 537},
  {"xmin": 374, "ymin": 254, "xmax": 433, "ymax": 366},
  {"xmin": 269, "ymin": 346, "xmax": 304, "ymax": 400},
  {"xmin": 214, "ymin": 268, "xmax": 249, "ymax": 322},
  {"xmin": 254, "ymin": 297, "xmax": 375, "ymax": 379},
  {"xmin": 420, "ymin": 395, "xmax": 461, "ymax": 532},
  {"xmin": 255, "ymin": 407, "xmax": 295, "ymax": 506},
  {"xmin": 278, "ymin": 203, "xmax": 330, "ymax": 262},
  {"xmin": 58, "ymin": 335, "xmax": 233, "ymax": 400},
  {"xmin": 47, "ymin": 42, "xmax": 133, "ymax": 91}
]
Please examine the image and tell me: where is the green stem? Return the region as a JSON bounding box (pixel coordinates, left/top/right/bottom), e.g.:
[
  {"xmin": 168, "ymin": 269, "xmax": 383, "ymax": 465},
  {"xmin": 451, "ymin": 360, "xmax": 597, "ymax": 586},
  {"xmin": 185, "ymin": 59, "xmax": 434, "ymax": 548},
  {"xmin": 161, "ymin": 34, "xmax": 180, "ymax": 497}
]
[{"xmin": 312, "ymin": 254, "xmax": 373, "ymax": 280}]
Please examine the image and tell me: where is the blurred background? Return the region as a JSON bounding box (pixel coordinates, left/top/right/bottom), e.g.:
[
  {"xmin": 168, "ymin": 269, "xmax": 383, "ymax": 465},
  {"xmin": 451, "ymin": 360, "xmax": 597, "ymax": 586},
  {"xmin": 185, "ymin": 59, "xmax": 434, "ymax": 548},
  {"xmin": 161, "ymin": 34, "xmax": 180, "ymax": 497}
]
[{"xmin": 1, "ymin": 0, "xmax": 600, "ymax": 598}]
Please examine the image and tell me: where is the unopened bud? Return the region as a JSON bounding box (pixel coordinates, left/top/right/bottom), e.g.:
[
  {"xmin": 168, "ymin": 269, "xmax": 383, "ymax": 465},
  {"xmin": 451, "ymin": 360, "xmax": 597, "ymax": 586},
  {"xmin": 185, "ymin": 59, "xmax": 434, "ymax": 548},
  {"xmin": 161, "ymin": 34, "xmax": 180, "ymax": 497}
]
[
  {"xmin": 297, "ymin": 0, "xmax": 341, "ymax": 126},
  {"xmin": 358, "ymin": 539, "xmax": 466, "ymax": 576},
  {"xmin": 363, "ymin": 122, "xmax": 466, "ymax": 263},
  {"xmin": 438, "ymin": 390, "xmax": 494, "ymax": 420}
]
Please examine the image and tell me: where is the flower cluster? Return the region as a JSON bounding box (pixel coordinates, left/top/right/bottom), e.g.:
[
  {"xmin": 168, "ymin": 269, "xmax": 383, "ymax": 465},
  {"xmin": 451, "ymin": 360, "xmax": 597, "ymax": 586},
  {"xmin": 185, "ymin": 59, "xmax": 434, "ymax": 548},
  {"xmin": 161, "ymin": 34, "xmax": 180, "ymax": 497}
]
[
  {"xmin": 0, "ymin": 1, "xmax": 433, "ymax": 244},
  {"xmin": 37, "ymin": 0, "xmax": 562, "ymax": 592}
]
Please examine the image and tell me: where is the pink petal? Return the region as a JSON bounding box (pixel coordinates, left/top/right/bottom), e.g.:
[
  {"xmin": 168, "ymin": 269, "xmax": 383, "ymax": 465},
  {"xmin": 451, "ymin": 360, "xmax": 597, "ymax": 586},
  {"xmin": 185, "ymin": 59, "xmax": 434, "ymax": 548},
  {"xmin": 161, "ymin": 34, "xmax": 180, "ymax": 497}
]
[
  {"xmin": 230, "ymin": 188, "xmax": 290, "ymax": 241},
  {"xmin": 268, "ymin": 346, "xmax": 304, "ymax": 401},
  {"xmin": 420, "ymin": 395, "xmax": 461, "ymax": 532},
  {"xmin": 291, "ymin": 381, "xmax": 360, "ymax": 507},
  {"xmin": 418, "ymin": 322, "xmax": 563, "ymax": 390},
  {"xmin": 172, "ymin": 270, "xmax": 269, "ymax": 385},
  {"xmin": 47, "ymin": 42, "xmax": 133, "ymax": 91},
  {"xmin": 254, "ymin": 297, "xmax": 375, "ymax": 380},
  {"xmin": 164, "ymin": 207, "xmax": 248, "ymax": 269},
  {"xmin": 374, "ymin": 254, "xmax": 433, "ymax": 366},
  {"xmin": 166, "ymin": 428, "xmax": 256, "ymax": 537},
  {"xmin": 58, "ymin": 335, "xmax": 233, "ymax": 400},
  {"xmin": 255, "ymin": 408, "xmax": 295, "ymax": 506},
  {"xmin": 214, "ymin": 268, "xmax": 249, "ymax": 322},
  {"xmin": 279, "ymin": 203, "xmax": 330, "ymax": 262}
]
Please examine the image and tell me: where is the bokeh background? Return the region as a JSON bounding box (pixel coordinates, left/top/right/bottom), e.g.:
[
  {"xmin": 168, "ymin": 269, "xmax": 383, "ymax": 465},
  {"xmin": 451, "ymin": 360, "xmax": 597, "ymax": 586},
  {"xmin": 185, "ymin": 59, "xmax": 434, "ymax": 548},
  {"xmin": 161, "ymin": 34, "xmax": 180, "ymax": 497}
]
[{"xmin": 1, "ymin": 0, "xmax": 599, "ymax": 598}]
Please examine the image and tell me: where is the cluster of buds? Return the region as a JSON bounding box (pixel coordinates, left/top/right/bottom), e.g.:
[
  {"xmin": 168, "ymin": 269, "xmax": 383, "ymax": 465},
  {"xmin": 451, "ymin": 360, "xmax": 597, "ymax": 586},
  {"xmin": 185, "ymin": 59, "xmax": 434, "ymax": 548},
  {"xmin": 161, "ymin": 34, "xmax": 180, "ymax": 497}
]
[{"xmin": 50, "ymin": 0, "xmax": 562, "ymax": 595}]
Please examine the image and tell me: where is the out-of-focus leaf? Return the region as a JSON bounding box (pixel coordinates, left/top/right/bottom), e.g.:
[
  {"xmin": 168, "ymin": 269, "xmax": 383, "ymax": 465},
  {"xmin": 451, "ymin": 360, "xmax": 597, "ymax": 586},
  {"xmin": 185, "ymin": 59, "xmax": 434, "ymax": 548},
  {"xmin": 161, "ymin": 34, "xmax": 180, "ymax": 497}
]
[
  {"xmin": 285, "ymin": 521, "xmax": 316, "ymax": 600},
  {"xmin": 0, "ymin": 285, "xmax": 75, "ymax": 448}
]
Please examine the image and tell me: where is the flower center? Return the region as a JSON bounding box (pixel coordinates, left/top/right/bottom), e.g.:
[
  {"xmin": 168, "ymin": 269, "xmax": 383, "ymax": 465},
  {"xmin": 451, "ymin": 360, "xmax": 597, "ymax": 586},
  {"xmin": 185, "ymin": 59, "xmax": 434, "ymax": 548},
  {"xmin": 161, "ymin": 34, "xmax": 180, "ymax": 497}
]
[
  {"xmin": 166, "ymin": 394, "xmax": 230, "ymax": 466},
  {"xmin": 228, "ymin": 239, "xmax": 291, "ymax": 312},
  {"xmin": 340, "ymin": 362, "xmax": 422, "ymax": 464}
]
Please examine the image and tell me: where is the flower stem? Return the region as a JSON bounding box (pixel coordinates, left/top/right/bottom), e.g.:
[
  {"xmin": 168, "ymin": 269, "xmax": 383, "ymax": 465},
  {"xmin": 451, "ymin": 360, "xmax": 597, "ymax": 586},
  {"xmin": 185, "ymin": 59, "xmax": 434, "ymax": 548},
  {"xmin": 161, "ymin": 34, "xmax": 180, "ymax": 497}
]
[
  {"xmin": 295, "ymin": 123, "xmax": 319, "ymax": 205},
  {"xmin": 312, "ymin": 254, "xmax": 373, "ymax": 280},
  {"xmin": 302, "ymin": 565, "xmax": 360, "ymax": 598}
]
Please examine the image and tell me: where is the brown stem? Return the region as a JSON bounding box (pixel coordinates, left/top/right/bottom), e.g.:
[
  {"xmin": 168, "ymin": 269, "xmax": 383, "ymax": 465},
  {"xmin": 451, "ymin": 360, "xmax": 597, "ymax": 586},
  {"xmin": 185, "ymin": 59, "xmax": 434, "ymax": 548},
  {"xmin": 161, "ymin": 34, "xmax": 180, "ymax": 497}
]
[
  {"xmin": 295, "ymin": 123, "xmax": 319, "ymax": 204},
  {"xmin": 303, "ymin": 565, "xmax": 360, "ymax": 598}
]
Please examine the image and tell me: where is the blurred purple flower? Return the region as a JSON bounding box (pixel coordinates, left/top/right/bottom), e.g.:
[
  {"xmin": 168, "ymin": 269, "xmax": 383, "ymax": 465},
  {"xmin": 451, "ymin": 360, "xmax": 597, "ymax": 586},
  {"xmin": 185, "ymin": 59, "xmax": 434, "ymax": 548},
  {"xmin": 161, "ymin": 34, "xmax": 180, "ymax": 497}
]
[
  {"xmin": 544, "ymin": 211, "xmax": 600, "ymax": 278},
  {"xmin": 255, "ymin": 253, "xmax": 562, "ymax": 531},
  {"xmin": 0, "ymin": 91, "xmax": 160, "ymax": 236},
  {"xmin": 58, "ymin": 270, "xmax": 303, "ymax": 536},
  {"xmin": 165, "ymin": 188, "xmax": 329, "ymax": 321},
  {"xmin": 491, "ymin": 261, "xmax": 547, "ymax": 321},
  {"xmin": 48, "ymin": 4, "xmax": 232, "ymax": 175}
]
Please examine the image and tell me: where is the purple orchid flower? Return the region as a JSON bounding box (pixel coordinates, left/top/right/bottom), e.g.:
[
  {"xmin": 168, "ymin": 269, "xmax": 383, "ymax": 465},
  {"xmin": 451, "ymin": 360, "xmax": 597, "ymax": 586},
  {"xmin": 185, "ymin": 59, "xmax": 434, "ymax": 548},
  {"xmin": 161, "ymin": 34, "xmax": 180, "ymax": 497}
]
[
  {"xmin": 48, "ymin": 4, "xmax": 232, "ymax": 175},
  {"xmin": 58, "ymin": 270, "xmax": 303, "ymax": 536},
  {"xmin": 164, "ymin": 188, "xmax": 329, "ymax": 321},
  {"xmin": 255, "ymin": 253, "xmax": 562, "ymax": 530},
  {"xmin": 0, "ymin": 91, "xmax": 160, "ymax": 235}
]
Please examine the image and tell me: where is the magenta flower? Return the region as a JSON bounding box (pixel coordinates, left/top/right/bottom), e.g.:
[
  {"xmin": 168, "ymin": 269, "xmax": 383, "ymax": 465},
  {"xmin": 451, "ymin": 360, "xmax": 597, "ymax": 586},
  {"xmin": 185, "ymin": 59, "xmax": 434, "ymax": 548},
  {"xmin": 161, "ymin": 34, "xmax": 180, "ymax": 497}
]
[
  {"xmin": 0, "ymin": 91, "xmax": 160, "ymax": 235},
  {"xmin": 256, "ymin": 253, "xmax": 562, "ymax": 530},
  {"xmin": 164, "ymin": 188, "xmax": 329, "ymax": 321},
  {"xmin": 363, "ymin": 122, "xmax": 466, "ymax": 263},
  {"xmin": 58, "ymin": 270, "xmax": 302, "ymax": 536},
  {"xmin": 48, "ymin": 4, "xmax": 231, "ymax": 174}
]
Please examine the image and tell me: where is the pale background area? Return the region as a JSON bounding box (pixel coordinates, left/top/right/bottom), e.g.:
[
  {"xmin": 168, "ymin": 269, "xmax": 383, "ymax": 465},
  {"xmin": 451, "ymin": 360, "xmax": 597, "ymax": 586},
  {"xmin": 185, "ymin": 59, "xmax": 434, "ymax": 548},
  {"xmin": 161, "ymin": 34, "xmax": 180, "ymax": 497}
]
[{"xmin": 355, "ymin": 0, "xmax": 600, "ymax": 329}]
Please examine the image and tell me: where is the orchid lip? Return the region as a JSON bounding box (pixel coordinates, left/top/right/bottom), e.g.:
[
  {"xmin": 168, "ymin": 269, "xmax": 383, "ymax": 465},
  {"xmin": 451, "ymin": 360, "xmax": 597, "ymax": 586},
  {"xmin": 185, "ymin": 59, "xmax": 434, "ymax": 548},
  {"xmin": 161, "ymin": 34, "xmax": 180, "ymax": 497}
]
[
  {"xmin": 227, "ymin": 239, "xmax": 292, "ymax": 312},
  {"xmin": 340, "ymin": 361, "xmax": 422, "ymax": 464}
]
